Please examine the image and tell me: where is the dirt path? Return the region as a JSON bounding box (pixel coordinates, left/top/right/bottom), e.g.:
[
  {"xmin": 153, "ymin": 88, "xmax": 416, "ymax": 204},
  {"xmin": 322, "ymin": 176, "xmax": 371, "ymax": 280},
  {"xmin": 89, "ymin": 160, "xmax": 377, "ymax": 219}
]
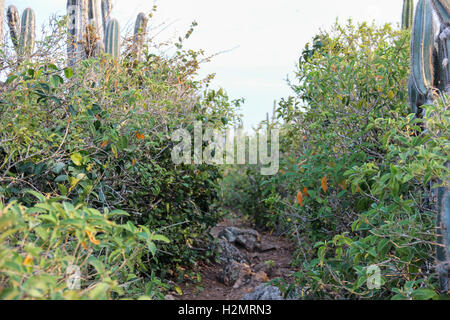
[{"xmin": 176, "ymin": 215, "xmax": 297, "ymax": 300}]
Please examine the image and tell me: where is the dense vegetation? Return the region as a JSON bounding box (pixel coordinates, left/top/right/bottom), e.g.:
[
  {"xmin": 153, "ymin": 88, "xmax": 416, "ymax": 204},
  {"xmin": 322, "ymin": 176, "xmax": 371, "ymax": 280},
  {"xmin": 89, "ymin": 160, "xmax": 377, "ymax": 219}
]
[
  {"xmin": 0, "ymin": 4, "xmax": 448, "ymax": 300},
  {"xmin": 0, "ymin": 16, "xmax": 240, "ymax": 299},
  {"xmin": 221, "ymin": 21, "xmax": 449, "ymax": 299}
]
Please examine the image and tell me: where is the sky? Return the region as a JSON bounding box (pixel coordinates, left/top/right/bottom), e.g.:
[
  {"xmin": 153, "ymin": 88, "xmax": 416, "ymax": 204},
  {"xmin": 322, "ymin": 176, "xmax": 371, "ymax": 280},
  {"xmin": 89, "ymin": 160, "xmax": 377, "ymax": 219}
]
[{"xmin": 4, "ymin": 0, "xmax": 407, "ymax": 129}]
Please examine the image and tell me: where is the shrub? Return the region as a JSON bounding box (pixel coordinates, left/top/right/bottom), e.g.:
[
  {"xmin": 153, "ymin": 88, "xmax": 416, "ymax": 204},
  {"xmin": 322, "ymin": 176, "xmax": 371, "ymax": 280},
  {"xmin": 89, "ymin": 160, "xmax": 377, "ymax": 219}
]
[
  {"xmin": 0, "ymin": 191, "xmax": 170, "ymax": 300},
  {"xmin": 221, "ymin": 21, "xmax": 449, "ymax": 299},
  {"xmin": 0, "ymin": 15, "xmax": 240, "ymax": 298}
]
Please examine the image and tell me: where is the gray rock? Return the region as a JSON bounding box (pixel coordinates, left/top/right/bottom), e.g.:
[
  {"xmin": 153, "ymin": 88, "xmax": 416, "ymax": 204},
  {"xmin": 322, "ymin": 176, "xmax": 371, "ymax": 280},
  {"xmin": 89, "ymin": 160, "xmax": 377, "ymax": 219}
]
[
  {"xmin": 242, "ymin": 284, "xmax": 284, "ymax": 301},
  {"xmin": 218, "ymin": 227, "xmax": 261, "ymax": 252},
  {"xmin": 217, "ymin": 261, "xmax": 251, "ymax": 287},
  {"xmin": 253, "ymin": 262, "xmax": 274, "ymax": 277},
  {"xmin": 216, "ymin": 238, "xmax": 250, "ymax": 264}
]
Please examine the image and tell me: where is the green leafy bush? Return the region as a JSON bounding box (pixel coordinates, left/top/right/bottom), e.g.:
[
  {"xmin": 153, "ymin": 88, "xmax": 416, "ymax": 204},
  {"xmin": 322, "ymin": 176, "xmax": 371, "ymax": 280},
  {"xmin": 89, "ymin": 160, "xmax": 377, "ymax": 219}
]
[
  {"xmin": 0, "ymin": 191, "xmax": 170, "ymax": 300},
  {"xmin": 0, "ymin": 15, "xmax": 240, "ymax": 298},
  {"xmin": 221, "ymin": 21, "xmax": 449, "ymax": 299}
]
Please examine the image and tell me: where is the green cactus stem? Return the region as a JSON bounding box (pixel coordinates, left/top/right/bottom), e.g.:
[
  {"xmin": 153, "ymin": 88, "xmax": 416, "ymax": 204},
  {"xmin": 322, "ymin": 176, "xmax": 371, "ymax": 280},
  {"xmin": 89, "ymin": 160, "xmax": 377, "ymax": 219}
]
[
  {"xmin": 101, "ymin": 0, "xmax": 112, "ymax": 39},
  {"xmin": 409, "ymin": 0, "xmax": 450, "ymax": 294},
  {"xmin": 133, "ymin": 12, "xmax": 148, "ymax": 61},
  {"xmin": 431, "ymin": 0, "xmax": 449, "ymax": 90},
  {"xmin": 431, "ymin": 0, "xmax": 450, "ymax": 22},
  {"xmin": 411, "ymin": 0, "xmax": 435, "ymax": 98},
  {"xmin": 19, "ymin": 8, "xmax": 35, "ymax": 57},
  {"xmin": 104, "ymin": 18, "xmax": 120, "ymax": 58},
  {"xmin": 67, "ymin": 0, "xmax": 87, "ymax": 66},
  {"xmin": 402, "ymin": 0, "xmax": 414, "ymax": 29},
  {"xmin": 84, "ymin": 0, "xmax": 104, "ymax": 57},
  {"xmin": 87, "ymin": 0, "xmax": 102, "ymax": 41},
  {"xmin": 7, "ymin": 5, "xmax": 20, "ymax": 51}
]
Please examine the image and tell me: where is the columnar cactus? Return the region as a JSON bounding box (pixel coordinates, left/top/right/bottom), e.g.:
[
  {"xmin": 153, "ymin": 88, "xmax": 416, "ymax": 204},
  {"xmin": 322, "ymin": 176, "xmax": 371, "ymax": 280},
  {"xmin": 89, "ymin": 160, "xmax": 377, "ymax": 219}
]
[
  {"xmin": 85, "ymin": 0, "xmax": 104, "ymax": 57},
  {"xmin": 0, "ymin": 0, "xmax": 4, "ymax": 47},
  {"xmin": 101, "ymin": 0, "xmax": 112, "ymax": 39},
  {"xmin": 19, "ymin": 8, "xmax": 35, "ymax": 57},
  {"xmin": 410, "ymin": 0, "xmax": 435, "ymax": 107},
  {"xmin": 87, "ymin": 0, "xmax": 102, "ymax": 36},
  {"xmin": 6, "ymin": 6, "xmax": 35, "ymax": 57},
  {"xmin": 133, "ymin": 12, "xmax": 148, "ymax": 61},
  {"xmin": 104, "ymin": 18, "xmax": 120, "ymax": 58},
  {"xmin": 67, "ymin": 0, "xmax": 87, "ymax": 66},
  {"xmin": 7, "ymin": 5, "xmax": 20, "ymax": 51},
  {"xmin": 409, "ymin": 0, "xmax": 450, "ymax": 293},
  {"xmin": 402, "ymin": 0, "xmax": 414, "ymax": 29}
]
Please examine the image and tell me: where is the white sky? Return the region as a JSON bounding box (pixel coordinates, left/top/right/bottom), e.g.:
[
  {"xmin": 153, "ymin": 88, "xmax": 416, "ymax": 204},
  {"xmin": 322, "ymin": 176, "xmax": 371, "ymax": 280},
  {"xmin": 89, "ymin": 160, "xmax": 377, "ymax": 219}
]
[{"xmin": 5, "ymin": 0, "xmax": 408, "ymax": 129}]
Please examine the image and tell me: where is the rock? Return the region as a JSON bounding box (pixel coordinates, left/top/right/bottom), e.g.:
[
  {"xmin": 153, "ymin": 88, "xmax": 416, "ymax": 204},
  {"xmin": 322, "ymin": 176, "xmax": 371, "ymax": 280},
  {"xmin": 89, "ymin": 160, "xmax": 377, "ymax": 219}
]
[
  {"xmin": 164, "ymin": 294, "xmax": 176, "ymax": 300},
  {"xmin": 217, "ymin": 261, "xmax": 252, "ymax": 287},
  {"xmin": 242, "ymin": 284, "xmax": 284, "ymax": 301},
  {"xmin": 216, "ymin": 239, "xmax": 250, "ymax": 264},
  {"xmin": 218, "ymin": 227, "xmax": 261, "ymax": 252},
  {"xmin": 253, "ymin": 271, "xmax": 269, "ymax": 283},
  {"xmin": 253, "ymin": 262, "xmax": 275, "ymax": 277},
  {"xmin": 217, "ymin": 227, "xmax": 240, "ymax": 243}
]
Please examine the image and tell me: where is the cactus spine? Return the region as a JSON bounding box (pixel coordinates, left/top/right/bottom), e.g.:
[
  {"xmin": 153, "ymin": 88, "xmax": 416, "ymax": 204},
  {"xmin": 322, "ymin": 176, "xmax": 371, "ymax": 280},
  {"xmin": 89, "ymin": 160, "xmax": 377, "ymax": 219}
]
[
  {"xmin": 19, "ymin": 8, "xmax": 35, "ymax": 57},
  {"xmin": 402, "ymin": 0, "xmax": 414, "ymax": 29},
  {"xmin": 0, "ymin": 0, "xmax": 4, "ymax": 47},
  {"xmin": 105, "ymin": 18, "xmax": 120, "ymax": 58},
  {"xmin": 101, "ymin": 0, "xmax": 112, "ymax": 39},
  {"xmin": 133, "ymin": 12, "xmax": 148, "ymax": 61},
  {"xmin": 7, "ymin": 5, "xmax": 20, "ymax": 51}
]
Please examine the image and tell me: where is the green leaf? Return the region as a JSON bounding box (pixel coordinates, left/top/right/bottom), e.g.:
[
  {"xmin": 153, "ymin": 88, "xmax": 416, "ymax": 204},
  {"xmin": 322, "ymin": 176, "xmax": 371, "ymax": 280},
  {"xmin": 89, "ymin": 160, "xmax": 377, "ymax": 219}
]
[
  {"xmin": 50, "ymin": 75, "xmax": 64, "ymax": 88},
  {"xmin": 411, "ymin": 289, "xmax": 437, "ymax": 300},
  {"xmin": 24, "ymin": 189, "xmax": 46, "ymax": 202},
  {"xmin": 6, "ymin": 75, "xmax": 18, "ymax": 85},
  {"xmin": 53, "ymin": 162, "xmax": 66, "ymax": 174},
  {"xmin": 88, "ymin": 283, "xmax": 109, "ymax": 300},
  {"xmin": 55, "ymin": 175, "xmax": 68, "ymax": 182},
  {"xmin": 88, "ymin": 256, "xmax": 106, "ymax": 274},
  {"xmin": 64, "ymin": 67, "xmax": 74, "ymax": 79},
  {"xmin": 148, "ymin": 241, "xmax": 157, "ymax": 256},
  {"xmin": 70, "ymin": 153, "xmax": 83, "ymax": 166},
  {"xmin": 107, "ymin": 209, "xmax": 130, "ymax": 218},
  {"xmin": 151, "ymin": 234, "xmax": 170, "ymax": 243}
]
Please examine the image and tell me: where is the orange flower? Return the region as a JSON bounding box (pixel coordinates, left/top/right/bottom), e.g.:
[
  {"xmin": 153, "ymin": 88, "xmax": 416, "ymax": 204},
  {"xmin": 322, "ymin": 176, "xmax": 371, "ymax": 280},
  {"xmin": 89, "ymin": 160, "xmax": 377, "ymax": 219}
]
[
  {"xmin": 303, "ymin": 187, "xmax": 309, "ymax": 197},
  {"xmin": 81, "ymin": 241, "xmax": 88, "ymax": 250},
  {"xmin": 100, "ymin": 140, "xmax": 109, "ymax": 149},
  {"xmin": 24, "ymin": 255, "xmax": 33, "ymax": 266},
  {"xmin": 321, "ymin": 176, "xmax": 328, "ymax": 193},
  {"xmin": 86, "ymin": 231, "xmax": 100, "ymax": 245},
  {"xmin": 135, "ymin": 132, "xmax": 145, "ymax": 140},
  {"xmin": 297, "ymin": 191, "xmax": 304, "ymax": 207}
]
